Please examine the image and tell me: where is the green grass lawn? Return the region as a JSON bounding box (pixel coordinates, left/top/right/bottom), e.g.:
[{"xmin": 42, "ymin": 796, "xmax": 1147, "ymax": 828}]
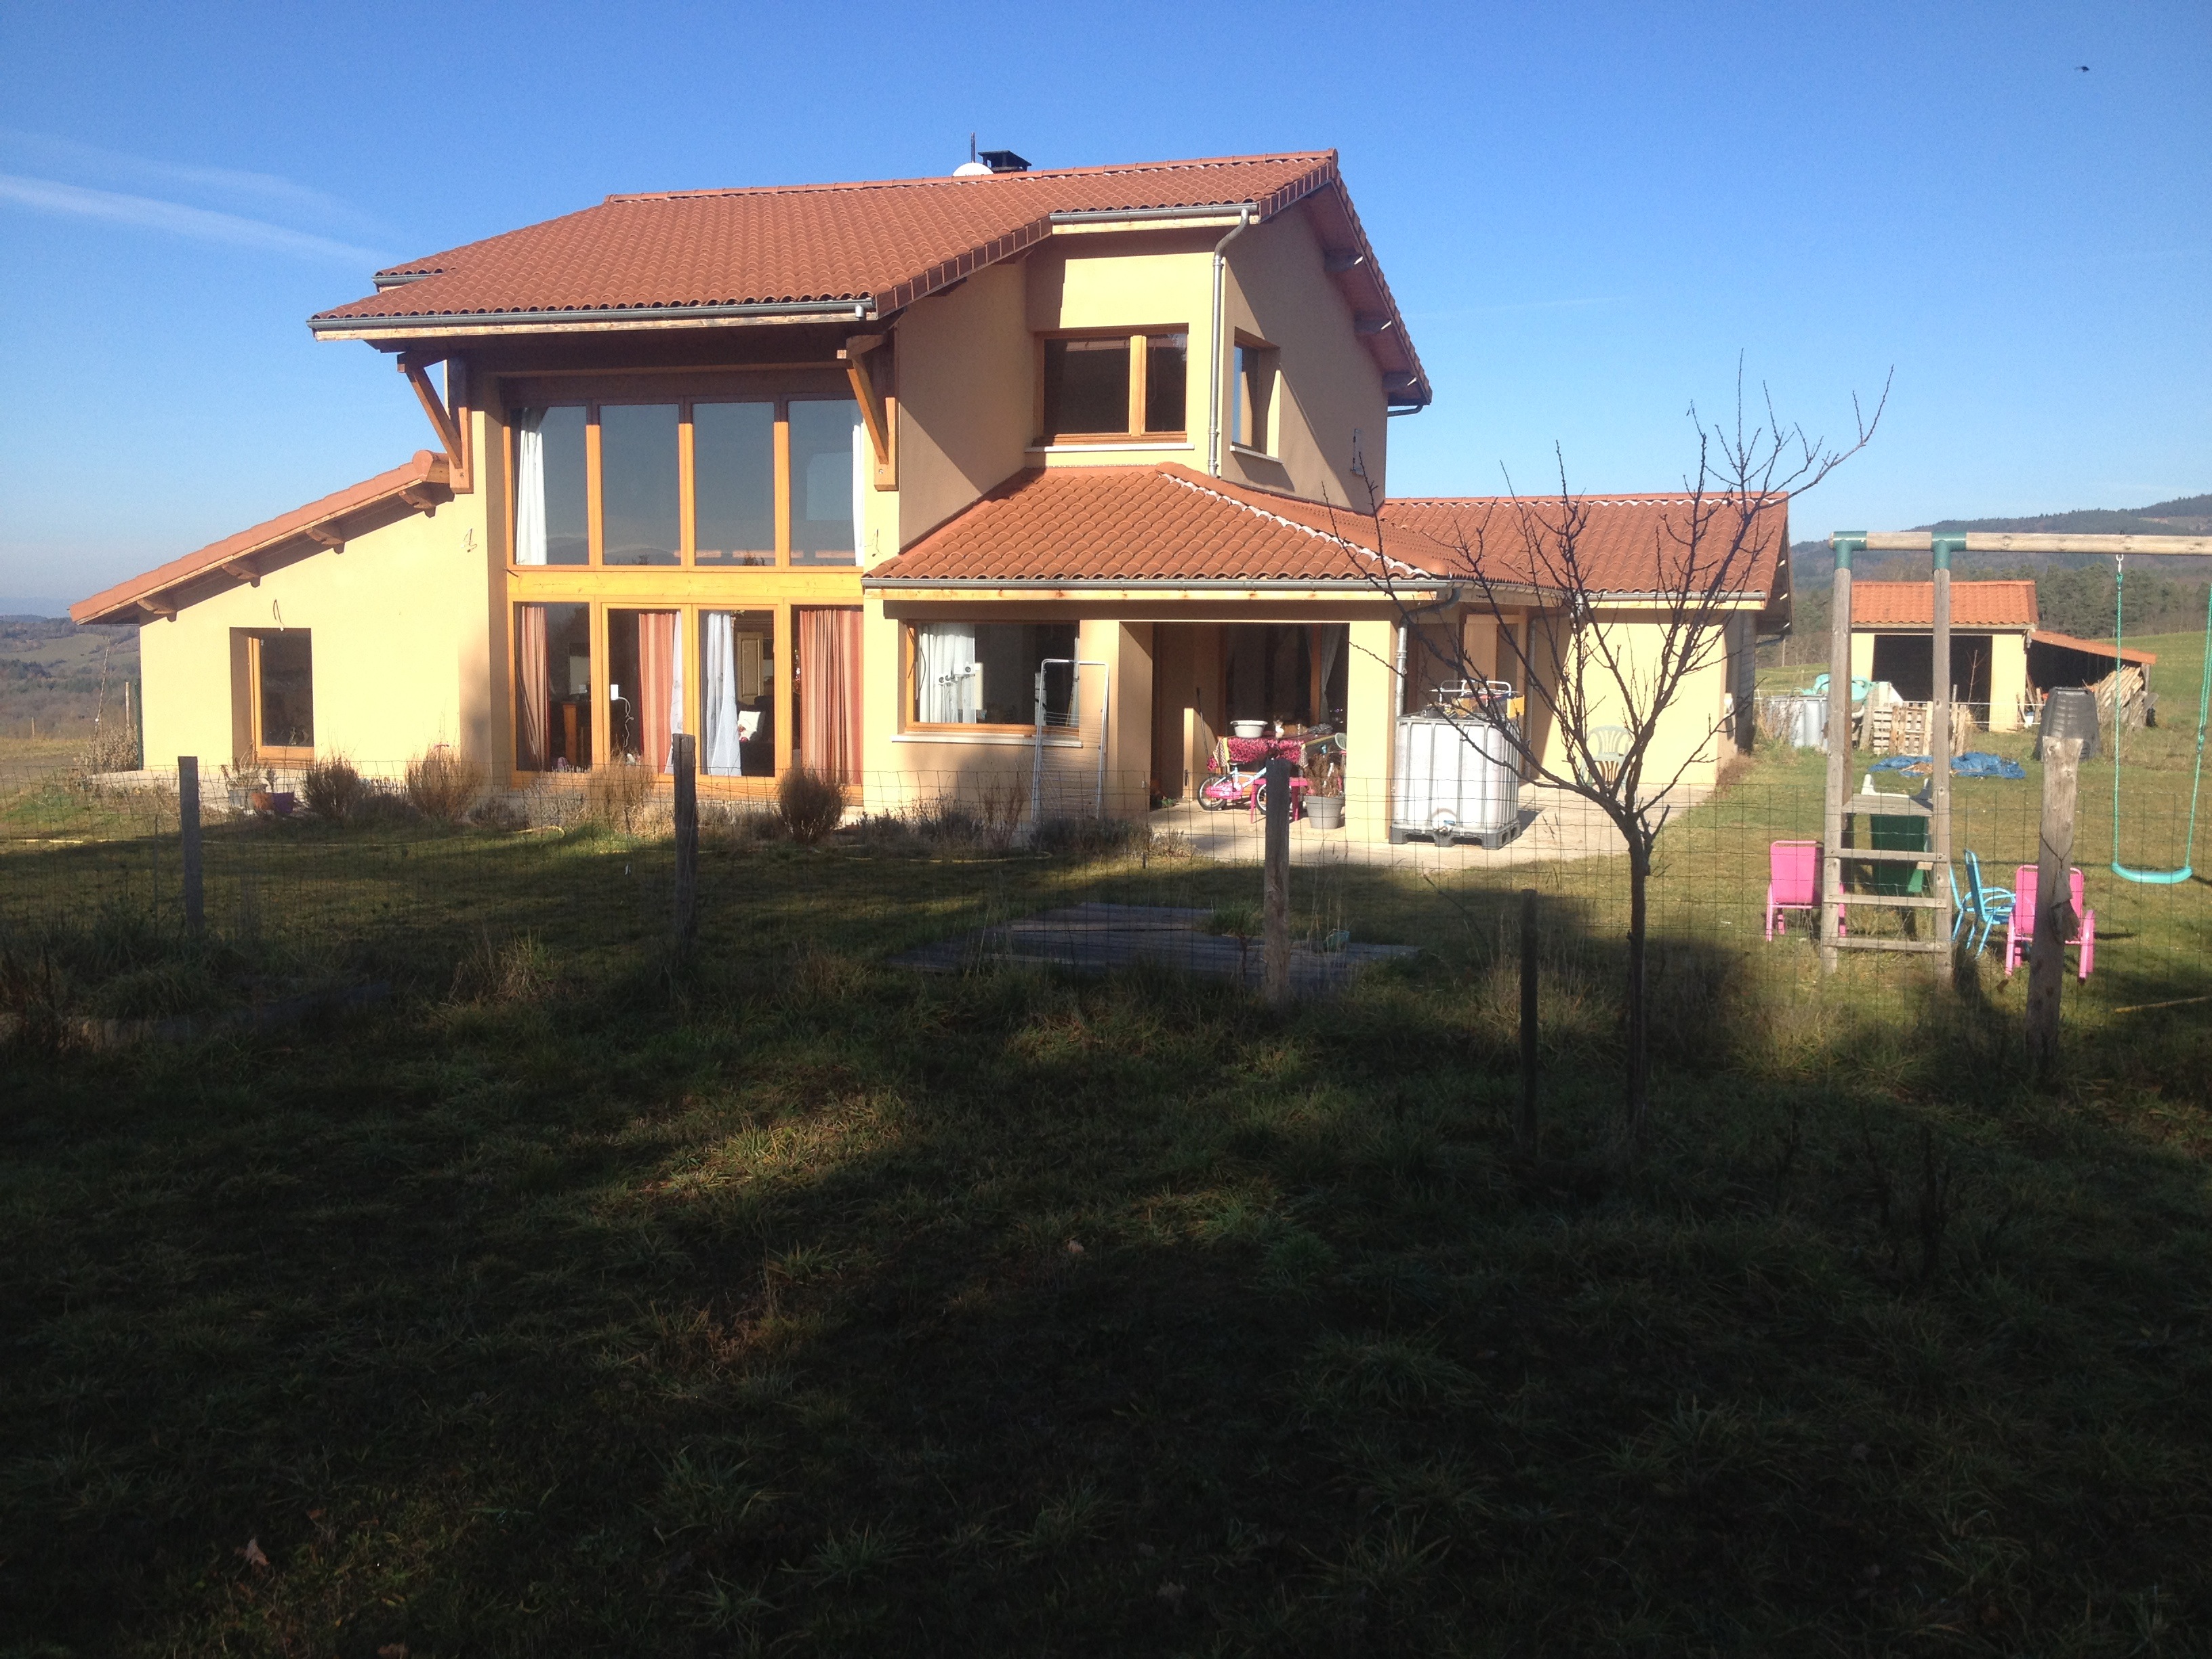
[{"xmin": 4, "ymin": 724, "xmax": 2211, "ymax": 1655}]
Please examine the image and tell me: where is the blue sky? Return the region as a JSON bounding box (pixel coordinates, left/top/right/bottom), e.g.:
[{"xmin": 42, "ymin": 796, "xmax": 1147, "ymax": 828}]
[{"xmin": 1, "ymin": 0, "xmax": 2205, "ymax": 606}]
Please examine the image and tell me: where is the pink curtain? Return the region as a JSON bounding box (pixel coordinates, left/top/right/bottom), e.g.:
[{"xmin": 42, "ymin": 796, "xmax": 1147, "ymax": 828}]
[
  {"xmin": 638, "ymin": 611, "xmax": 676, "ymax": 772},
  {"xmin": 798, "ymin": 607, "xmax": 863, "ymax": 783},
  {"xmin": 516, "ymin": 605, "xmax": 549, "ymax": 770}
]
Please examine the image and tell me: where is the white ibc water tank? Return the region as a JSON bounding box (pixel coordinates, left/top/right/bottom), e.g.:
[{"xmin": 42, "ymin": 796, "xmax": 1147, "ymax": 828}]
[
  {"xmin": 1391, "ymin": 712, "xmax": 1521, "ymax": 847},
  {"xmin": 1783, "ymin": 695, "xmax": 1828, "ymax": 750}
]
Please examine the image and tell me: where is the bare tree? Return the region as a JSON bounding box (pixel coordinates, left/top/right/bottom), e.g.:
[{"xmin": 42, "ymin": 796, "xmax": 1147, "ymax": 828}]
[{"xmin": 1347, "ymin": 371, "xmax": 1886, "ymax": 1145}]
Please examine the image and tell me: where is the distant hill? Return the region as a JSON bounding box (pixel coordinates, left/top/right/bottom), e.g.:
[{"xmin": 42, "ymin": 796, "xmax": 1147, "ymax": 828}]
[{"xmin": 0, "ymin": 615, "xmax": 141, "ymax": 740}]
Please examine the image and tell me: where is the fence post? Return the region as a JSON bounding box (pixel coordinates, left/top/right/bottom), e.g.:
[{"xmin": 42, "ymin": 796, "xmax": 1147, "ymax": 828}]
[
  {"xmin": 178, "ymin": 756, "xmax": 204, "ymax": 934},
  {"xmin": 2026, "ymin": 735, "xmax": 2079, "ymax": 1076},
  {"xmin": 1263, "ymin": 756, "xmax": 1290, "ymax": 1005},
  {"xmin": 1519, "ymin": 886, "xmax": 1539, "ymax": 1147},
  {"xmin": 672, "ymin": 733, "xmax": 698, "ymax": 956}
]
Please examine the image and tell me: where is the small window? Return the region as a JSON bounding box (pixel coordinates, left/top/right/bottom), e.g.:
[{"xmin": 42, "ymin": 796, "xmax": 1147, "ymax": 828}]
[
  {"xmin": 253, "ymin": 632, "xmax": 313, "ymax": 758},
  {"xmin": 1231, "ymin": 342, "xmax": 1277, "ymax": 454},
  {"xmin": 1041, "ymin": 333, "xmax": 1187, "ymax": 441},
  {"xmin": 908, "ymin": 621, "xmax": 1079, "ymax": 729},
  {"xmin": 693, "ymin": 401, "xmax": 776, "ymax": 565},
  {"xmin": 514, "ymin": 406, "xmax": 588, "ymax": 565},
  {"xmin": 514, "ymin": 603, "xmax": 592, "ymax": 771},
  {"xmin": 790, "ymin": 398, "xmax": 862, "ymax": 565},
  {"xmin": 598, "ymin": 404, "xmax": 680, "ymax": 566}
]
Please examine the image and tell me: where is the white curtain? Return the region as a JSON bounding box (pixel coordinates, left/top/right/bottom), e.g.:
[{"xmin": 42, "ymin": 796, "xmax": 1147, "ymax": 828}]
[
  {"xmin": 703, "ymin": 613, "xmax": 743, "ymax": 775},
  {"xmin": 514, "ymin": 408, "xmax": 548, "ymax": 566},
  {"xmin": 915, "ymin": 623, "xmax": 979, "ymax": 722},
  {"xmin": 851, "ymin": 409, "xmax": 868, "ymax": 563}
]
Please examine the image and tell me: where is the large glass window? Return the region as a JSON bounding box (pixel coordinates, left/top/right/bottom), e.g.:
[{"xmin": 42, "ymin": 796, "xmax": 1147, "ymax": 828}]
[
  {"xmin": 515, "ymin": 406, "xmax": 588, "ymax": 565},
  {"xmin": 693, "ymin": 401, "xmax": 776, "ymax": 565},
  {"xmin": 1147, "ymin": 333, "xmax": 1189, "ymax": 434},
  {"xmin": 255, "ymin": 632, "xmax": 313, "ymax": 755},
  {"xmin": 514, "ymin": 603, "xmax": 592, "ymax": 771},
  {"xmin": 700, "ymin": 610, "xmax": 775, "ymax": 777},
  {"xmin": 1041, "ymin": 333, "xmax": 1188, "ymax": 441},
  {"xmin": 606, "ymin": 610, "xmax": 682, "ymax": 771},
  {"xmin": 1042, "ymin": 338, "xmax": 1131, "ymax": 438},
  {"xmin": 909, "ymin": 621, "xmax": 1078, "ymax": 729},
  {"xmin": 598, "ymin": 404, "xmax": 680, "ymax": 566},
  {"xmin": 789, "ymin": 398, "xmax": 861, "ymax": 565}
]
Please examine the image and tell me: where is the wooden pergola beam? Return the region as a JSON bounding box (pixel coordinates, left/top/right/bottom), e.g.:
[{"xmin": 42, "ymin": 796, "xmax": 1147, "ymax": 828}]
[
  {"xmin": 396, "ymin": 351, "xmax": 472, "ymax": 493},
  {"xmin": 838, "ymin": 333, "xmax": 896, "ymax": 490},
  {"xmin": 1839, "ymin": 531, "xmax": 2212, "ymax": 556}
]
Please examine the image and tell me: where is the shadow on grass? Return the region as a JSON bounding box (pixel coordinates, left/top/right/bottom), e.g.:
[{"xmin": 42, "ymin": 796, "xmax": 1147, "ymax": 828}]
[{"xmin": 2, "ymin": 832, "xmax": 2209, "ymax": 1655}]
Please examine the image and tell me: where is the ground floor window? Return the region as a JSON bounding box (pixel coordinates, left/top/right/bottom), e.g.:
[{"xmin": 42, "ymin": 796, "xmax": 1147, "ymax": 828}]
[
  {"xmin": 607, "ymin": 609, "xmax": 684, "ymax": 772},
  {"xmin": 515, "ymin": 602, "xmax": 592, "ymax": 771},
  {"xmin": 701, "ymin": 610, "xmax": 774, "ymax": 776},
  {"xmin": 906, "ymin": 621, "xmax": 1078, "ymax": 729},
  {"xmin": 250, "ymin": 630, "xmax": 314, "ymax": 760}
]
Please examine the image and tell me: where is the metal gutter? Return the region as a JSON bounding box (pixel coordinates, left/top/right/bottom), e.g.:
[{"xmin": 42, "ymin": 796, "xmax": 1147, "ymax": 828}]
[
  {"xmin": 862, "ymin": 576, "xmax": 1454, "ymax": 594},
  {"xmin": 309, "ymin": 297, "xmax": 876, "ymax": 338}
]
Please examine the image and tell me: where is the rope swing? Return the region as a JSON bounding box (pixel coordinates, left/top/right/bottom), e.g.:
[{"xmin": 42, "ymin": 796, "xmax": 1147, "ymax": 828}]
[{"xmin": 2110, "ymin": 554, "xmax": 2212, "ymax": 885}]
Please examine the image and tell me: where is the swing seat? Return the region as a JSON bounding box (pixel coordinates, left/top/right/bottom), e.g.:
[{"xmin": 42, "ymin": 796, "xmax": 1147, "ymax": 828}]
[
  {"xmin": 2004, "ymin": 865, "xmax": 2095, "ymax": 981},
  {"xmin": 2112, "ymin": 861, "xmax": 2193, "ymax": 886}
]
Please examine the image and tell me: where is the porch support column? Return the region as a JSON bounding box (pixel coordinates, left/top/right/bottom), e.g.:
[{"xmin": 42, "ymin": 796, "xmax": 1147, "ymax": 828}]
[{"xmin": 1345, "ymin": 617, "xmax": 1397, "ymax": 841}]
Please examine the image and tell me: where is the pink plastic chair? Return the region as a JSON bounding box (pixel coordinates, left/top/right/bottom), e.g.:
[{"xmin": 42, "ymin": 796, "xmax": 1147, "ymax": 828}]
[
  {"xmin": 1766, "ymin": 841, "xmax": 1828, "ymax": 940},
  {"xmin": 2004, "ymin": 865, "xmax": 2095, "ymax": 980}
]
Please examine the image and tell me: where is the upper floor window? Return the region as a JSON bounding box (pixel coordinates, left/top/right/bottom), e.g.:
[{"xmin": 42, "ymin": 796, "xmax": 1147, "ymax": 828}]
[
  {"xmin": 1230, "ymin": 340, "xmax": 1279, "ymax": 455},
  {"xmin": 512, "ymin": 394, "xmax": 860, "ymax": 569},
  {"xmin": 1039, "ymin": 331, "xmax": 1187, "ymax": 443}
]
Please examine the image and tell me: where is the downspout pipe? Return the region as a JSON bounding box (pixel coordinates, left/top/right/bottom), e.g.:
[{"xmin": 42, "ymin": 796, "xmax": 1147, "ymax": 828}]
[{"xmin": 1206, "ymin": 205, "xmax": 1257, "ymax": 477}]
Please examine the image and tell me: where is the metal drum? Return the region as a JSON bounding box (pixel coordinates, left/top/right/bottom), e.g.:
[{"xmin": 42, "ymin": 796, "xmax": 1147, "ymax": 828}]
[
  {"xmin": 1784, "ymin": 694, "xmax": 1828, "ymax": 750},
  {"xmin": 1390, "ymin": 712, "xmax": 1522, "ymax": 848}
]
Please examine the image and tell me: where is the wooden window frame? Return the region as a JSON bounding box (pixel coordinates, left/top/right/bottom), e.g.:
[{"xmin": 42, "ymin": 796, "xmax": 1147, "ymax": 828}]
[
  {"xmin": 504, "ymin": 381, "xmax": 857, "ymax": 573},
  {"xmin": 900, "ymin": 620, "xmax": 1084, "ymax": 736},
  {"xmin": 1035, "ymin": 329, "xmax": 1190, "ymax": 446},
  {"xmin": 1229, "ymin": 335, "xmax": 1281, "ymax": 458},
  {"xmin": 245, "ymin": 631, "xmax": 314, "ymax": 765}
]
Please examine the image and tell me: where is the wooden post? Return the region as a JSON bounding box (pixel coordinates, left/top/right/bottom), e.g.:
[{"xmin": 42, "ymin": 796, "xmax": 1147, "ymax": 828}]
[
  {"xmin": 1930, "ymin": 535, "xmax": 1961, "ymax": 948},
  {"xmin": 672, "ymin": 733, "xmax": 698, "ymax": 955},
  {"xmin": 178, "ymin": 756, "xmax": 203, "ymax": 934},
  {"xmin": 1820, "ymin": 538, "xmax": 1862, "ymax": 971},
  {"xmin": 1263, "ymin": 755, "xmax": 1291, "ymax": 1005},
  {"xmin": 1518, "ymin": 886, "xmax": 1539, "ymax": 1147},
  {"xmin": 2026, "ymin": 735, "xmax": 2079, "ymax": 1076}
]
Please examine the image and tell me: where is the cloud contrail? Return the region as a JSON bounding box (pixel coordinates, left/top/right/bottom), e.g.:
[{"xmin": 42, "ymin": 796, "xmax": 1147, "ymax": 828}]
[{"xmin": 0, "ymin": 173, "xmax": 385, "ymax": 266}]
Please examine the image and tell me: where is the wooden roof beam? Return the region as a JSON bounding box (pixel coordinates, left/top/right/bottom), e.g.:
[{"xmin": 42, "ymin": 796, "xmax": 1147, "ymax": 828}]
[
  {"xmin": 1836, "ymin": 530, "xmax": 2212, "ymax": 556},
  {"xmin": 396, "ymin": 351, "xmax": 472, "ymax": 493},
  {"xmin": 839, "ymin": 334, "xmax": 896, "ymax": 489}
]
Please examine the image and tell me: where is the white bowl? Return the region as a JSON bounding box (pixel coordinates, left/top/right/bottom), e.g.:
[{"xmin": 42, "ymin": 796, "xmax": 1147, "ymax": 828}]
[{"xmin": 1231, "ymin": 720, "xmax": 1268, "ymax": 739}]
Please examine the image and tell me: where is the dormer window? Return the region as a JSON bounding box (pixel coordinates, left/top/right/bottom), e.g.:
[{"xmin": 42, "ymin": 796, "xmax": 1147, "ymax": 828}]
[{"xmin": 1039, "ymin": 331, "xmax": 1187, "ymax": 443}]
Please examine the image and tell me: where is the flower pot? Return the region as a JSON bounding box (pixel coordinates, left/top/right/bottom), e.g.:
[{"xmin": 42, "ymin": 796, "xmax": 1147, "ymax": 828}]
[{"xmin": 1304, "ymin": 794, "xmax": 1345, "ymax": 829}]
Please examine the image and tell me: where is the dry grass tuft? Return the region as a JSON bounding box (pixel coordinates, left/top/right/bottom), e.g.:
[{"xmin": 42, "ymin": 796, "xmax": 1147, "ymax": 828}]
[
  {"xmin": 585, "ymin": 756, "xmax": 657, "ymax": 833},
  {"xmin": 777, "ymin": 766, "xmax": 848, "ymax": 846},
  {"xmin": 405, "ymin": 745, "xmax": 485, "ymax": 825},
  {"xmin": 449, "ymin": 929, "xmax": 554, "ymax": 1005},
  {"xmin": 301, "ymin": 754, "xmax": 375, "ymax": 823}
]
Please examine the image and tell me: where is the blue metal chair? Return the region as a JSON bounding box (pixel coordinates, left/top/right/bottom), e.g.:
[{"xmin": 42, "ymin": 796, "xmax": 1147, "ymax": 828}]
[{"xmin": 1950, "ymin": 849, "xmax": 2014, "ymax": 956}]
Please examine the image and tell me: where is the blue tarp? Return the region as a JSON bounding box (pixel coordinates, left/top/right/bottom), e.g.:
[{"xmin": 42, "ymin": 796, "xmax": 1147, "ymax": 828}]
[{"xmin": 1870, "ymin": 752, "xmax": 2026, "ymax": 779}]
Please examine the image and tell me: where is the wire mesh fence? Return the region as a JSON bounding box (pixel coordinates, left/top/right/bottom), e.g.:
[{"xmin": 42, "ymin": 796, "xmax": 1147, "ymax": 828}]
[{"xmin": 3, "ymin": 745, "xmax": 2206, "ymax": 1045}]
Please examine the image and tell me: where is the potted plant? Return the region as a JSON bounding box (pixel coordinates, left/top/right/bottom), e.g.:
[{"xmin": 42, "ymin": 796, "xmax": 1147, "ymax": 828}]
[{"xmin": 1303, "ymin": 750, "xmax": 1345, "ymax": 829}]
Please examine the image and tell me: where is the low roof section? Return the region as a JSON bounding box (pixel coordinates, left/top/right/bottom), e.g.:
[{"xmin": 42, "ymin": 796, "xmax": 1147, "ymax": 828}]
[
  {"xmin": 867, "ymin": 467, "xmax": 1790, "ymax": 608},
  {"xmin": 73, "ymin": 451, "xmax": 452, "ymax": 626},
  {"xmin": 1851, "ymin": 579, "xmax": 2039, "ymax": 630},
  {"xmin": 306, "ymin": 151, "xmax": 1429, "ymax": 407}
]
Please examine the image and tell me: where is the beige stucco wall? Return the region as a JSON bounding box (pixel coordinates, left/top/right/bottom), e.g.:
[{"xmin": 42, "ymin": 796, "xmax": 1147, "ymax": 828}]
[
  {"xmin": 1219, "ymin": 207, "xmax": 1391, "ymax": 509},
  {"xmin": 1516, "ymin": 608, "xmax": 1735, "ymax": 793},
  {"xmin": 138, "ymin": 459, "xmax": 496, "ymax": 775},
  {"xmin": 888, "ymin": 262, "xmax": 1033, "ymax": 551},
  {"xmin": 1849, "ymin": 632, "xmax": 1876, "ymax": 682},
  {"xmin": 1986, "ymin": 633, "xmax": 2026, "ymax": 731}
]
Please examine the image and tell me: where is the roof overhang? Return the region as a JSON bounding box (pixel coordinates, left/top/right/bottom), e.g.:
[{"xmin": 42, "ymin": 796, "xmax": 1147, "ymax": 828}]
[
  {"xmin": 310, "ymin": 298, "xmax": 876, "ymax": 344},
  {"xmin": 73, "ymin": 452, "xmax": 451, "ymax": 625}
]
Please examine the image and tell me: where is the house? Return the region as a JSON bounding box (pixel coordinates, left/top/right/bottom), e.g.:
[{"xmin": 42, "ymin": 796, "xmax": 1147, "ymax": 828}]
[
  {"xmin": 74, "ymin": 150, "xmax": 1788, "ymax": 833},
  {"xmin": 1848, "ymin": 579, "xmax": 2154, "ymax": 732}
]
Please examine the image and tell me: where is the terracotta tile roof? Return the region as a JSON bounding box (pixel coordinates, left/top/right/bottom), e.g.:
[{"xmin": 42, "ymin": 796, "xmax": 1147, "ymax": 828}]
[
  {"xmin": 309, "ymin": 152, "xmax": 1427, "ymax": 403},
  {"xmin": 73, "ymin": 452, "xmax": 451, "ymax": 626},
  {"xmin": 1377, "ymin": 494, "xmax": 1790, "ymax": 600},
  {"xmin": 867, "ymin": 464, "xmax": 1458, "ymax": 586},
  {"xmin": 869, "ymin": 470, "xmax": 1787, "ymax": 597},
  {"xmin": 1851, "ymin": 580, "xmax": 2039, "ymax": 630}
]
